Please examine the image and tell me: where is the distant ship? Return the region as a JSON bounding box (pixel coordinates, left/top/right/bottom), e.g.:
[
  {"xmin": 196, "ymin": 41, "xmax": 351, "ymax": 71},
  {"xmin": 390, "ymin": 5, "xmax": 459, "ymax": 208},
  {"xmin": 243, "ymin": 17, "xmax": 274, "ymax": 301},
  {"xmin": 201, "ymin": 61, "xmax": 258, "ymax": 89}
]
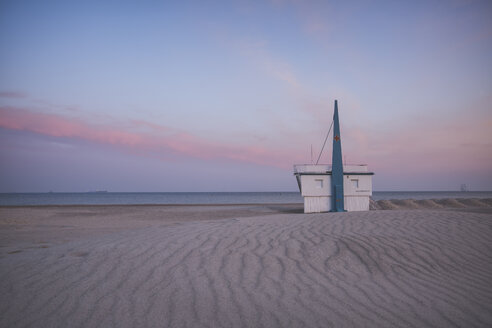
[
  {"xmin": 460, "ymin": 184, "xmax": 469, "ymax": 192},
  {"xmin": 87, "ymin": 190, "xmax": 108, "ymax": 193}
]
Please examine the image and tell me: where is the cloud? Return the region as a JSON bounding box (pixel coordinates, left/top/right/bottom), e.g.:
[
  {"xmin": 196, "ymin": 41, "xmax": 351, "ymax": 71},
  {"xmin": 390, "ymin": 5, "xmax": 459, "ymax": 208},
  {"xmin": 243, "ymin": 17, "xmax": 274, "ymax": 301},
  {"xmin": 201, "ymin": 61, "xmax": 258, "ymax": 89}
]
[
  {"xmin": 1, "ymin": 101, "xmax": 491, "ymax": 190},
  {"xmin": 0, "ymin": 106, "xmax": 299, "ymax": 169},
  {"xmin": 0, "ymin": 91, "xmax": 27, "ymax": 99},
  {"xmin": 342, "ymin": 115, "xmax": 492, "ymax": 175},
  {"xmin": 237, "ymin": 39, "xmax": 301, "ymax": 89}
]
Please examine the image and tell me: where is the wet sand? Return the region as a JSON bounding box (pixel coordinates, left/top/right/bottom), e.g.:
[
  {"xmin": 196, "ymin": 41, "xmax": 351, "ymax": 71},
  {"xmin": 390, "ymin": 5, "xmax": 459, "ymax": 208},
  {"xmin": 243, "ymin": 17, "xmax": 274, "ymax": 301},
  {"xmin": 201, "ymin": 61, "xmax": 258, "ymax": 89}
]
[{"xmin": 1, "ymin": 201, "xmax": 492, "ymax": 327}]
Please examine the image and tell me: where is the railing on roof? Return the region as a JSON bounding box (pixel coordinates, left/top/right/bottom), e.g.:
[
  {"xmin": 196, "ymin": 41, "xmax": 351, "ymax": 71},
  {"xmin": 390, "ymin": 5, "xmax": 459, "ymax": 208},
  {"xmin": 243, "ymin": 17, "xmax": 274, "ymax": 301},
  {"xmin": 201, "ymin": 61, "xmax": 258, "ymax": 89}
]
[
  {"xmin": 294, "ymin": 164, "xmax": 368, "ymax": 174},
  {"xmin": 294, "ymin": 164, "xmax": 331, "ymax": 174}
]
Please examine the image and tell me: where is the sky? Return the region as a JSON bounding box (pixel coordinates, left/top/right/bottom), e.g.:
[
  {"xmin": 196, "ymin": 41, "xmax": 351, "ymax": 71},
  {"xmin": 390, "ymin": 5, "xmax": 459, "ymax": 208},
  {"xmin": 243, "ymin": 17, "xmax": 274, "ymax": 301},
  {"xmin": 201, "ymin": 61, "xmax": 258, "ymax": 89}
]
[{"xmin": 1, "ymin": 0, "xmax": 491, "ymax": 192}]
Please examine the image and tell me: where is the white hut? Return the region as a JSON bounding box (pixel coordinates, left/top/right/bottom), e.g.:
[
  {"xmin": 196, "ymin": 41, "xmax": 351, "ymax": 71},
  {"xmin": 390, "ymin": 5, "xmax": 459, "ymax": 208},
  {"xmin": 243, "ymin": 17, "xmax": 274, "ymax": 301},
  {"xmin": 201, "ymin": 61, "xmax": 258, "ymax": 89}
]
[
  {"xmin": 294, "ymin": 100, "xmax": 374, "ymax": 213},
  {"xmin": 294, "ymin": 164, "xmax": 373, "ymax": 213}
]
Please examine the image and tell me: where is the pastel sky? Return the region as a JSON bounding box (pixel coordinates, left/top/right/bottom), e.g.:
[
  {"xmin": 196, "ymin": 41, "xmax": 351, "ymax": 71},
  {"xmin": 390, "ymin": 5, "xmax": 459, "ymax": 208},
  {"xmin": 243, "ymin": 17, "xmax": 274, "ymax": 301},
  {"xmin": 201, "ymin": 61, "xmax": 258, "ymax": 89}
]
[{"xmin": 1, "ymin": 0, "xmax": 491, "ymax": 192}]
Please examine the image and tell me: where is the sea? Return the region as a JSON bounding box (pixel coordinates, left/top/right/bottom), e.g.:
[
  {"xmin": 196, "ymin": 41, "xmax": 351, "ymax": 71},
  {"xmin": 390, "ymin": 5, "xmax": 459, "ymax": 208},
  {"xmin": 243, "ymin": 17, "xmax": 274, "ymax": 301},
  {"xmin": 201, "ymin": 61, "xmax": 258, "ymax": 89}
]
[{"xmin": 1, "ymin": 191, "xmax": 492, "ymax": 206}]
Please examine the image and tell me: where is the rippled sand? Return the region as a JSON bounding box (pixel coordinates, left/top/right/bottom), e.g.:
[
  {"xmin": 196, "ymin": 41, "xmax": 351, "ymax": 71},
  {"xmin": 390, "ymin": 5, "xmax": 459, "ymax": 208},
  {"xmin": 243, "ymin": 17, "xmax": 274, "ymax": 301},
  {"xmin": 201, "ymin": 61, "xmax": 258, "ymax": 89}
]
[
  {"xmin": 1, "ymin": 202, "xmax": 492, "ymax": 327},
  {"xmin": 370, "ymin": 197, "xmax": 492, "ymax": 210}
]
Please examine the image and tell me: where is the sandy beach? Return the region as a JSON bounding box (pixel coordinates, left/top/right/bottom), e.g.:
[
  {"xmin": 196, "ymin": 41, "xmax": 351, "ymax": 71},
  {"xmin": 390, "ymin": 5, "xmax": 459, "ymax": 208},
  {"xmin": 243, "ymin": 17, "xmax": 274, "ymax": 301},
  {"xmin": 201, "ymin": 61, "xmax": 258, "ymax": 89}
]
[{"xmin": 1, "ymin": 200, "xmax": 492, "ymax": 327}]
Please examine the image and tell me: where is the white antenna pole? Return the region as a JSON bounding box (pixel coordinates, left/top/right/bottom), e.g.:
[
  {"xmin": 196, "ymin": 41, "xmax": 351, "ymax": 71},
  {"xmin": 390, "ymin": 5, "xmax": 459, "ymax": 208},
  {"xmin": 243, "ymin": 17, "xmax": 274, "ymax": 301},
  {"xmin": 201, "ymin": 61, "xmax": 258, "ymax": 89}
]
[{"xmin": 310, "ymin": 145, "xmax": 313, "ymax": 164}]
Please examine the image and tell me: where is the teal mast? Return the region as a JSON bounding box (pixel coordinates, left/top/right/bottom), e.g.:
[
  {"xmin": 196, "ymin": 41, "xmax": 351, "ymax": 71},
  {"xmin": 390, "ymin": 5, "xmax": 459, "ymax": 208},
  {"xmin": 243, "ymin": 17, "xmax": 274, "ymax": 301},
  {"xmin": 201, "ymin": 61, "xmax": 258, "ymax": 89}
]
[{"xmin": 331, "ymin": 100, "xmax": 345, "ymax": 212}]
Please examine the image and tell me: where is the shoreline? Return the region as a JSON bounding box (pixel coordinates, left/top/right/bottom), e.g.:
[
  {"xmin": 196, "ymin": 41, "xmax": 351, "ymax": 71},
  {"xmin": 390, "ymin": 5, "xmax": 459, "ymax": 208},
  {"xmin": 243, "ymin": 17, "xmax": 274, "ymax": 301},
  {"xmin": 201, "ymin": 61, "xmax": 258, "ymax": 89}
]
[
  {"xmin": 1, "ymin": 196, "xmax": 491, "ymax": 210},
  {"xmin": 0, "ymin": 202, "xmax": 304, "ymax": 208}
]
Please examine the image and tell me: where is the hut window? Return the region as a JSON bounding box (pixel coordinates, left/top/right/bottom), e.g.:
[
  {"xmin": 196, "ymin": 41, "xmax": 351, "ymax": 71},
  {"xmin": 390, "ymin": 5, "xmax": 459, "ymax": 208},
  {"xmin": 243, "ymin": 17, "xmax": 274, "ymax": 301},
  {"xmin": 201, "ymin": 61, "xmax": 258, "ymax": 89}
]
[
  {"xmin": 315, "ymin": 179, "xmax": 323, "ymax": 188},
  {"xmin": 351, "ymin": 179, "xmax": 359, "ymax": 188}
]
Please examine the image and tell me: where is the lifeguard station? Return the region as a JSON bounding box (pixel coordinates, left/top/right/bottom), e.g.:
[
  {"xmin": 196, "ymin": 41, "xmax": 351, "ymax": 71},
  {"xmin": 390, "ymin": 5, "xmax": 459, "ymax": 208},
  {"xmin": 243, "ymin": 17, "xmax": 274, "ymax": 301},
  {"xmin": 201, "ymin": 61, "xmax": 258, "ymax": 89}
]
[{"xmin": 294, "ymin": 100, "xmax": 374, "ymax": 213}]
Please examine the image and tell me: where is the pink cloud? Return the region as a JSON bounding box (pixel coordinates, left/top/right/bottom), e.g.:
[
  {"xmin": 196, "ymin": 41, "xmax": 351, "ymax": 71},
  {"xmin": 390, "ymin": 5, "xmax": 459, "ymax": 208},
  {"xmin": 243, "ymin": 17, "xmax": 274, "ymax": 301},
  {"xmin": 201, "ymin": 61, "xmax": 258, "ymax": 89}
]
[
  {"xmin": 0, "ymin": 106, "xmax": 298, "ymax": 169},
  {"xmin": 0, "ymin": 106, "xmax": 144, "ymax": 146},
  {"xmin": 3, "ymin": 103, "xmax": 488, "ymax": 185},
  {"xmin": 342, "ymin": 116, "xmax": 492, "ymax": 176}
]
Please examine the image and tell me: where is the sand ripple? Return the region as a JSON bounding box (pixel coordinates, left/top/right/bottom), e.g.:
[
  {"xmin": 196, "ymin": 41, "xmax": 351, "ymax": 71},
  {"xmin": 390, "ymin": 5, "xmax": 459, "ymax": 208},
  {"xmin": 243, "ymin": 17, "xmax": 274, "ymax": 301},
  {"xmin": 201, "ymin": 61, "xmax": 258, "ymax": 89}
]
[
  {"xmin": 371, "ymin": 198, "xmax": 492, "ymax": 210},
  {"xmin": 1, "ymin": 209, "xmax": 492, "ymax": 327}
]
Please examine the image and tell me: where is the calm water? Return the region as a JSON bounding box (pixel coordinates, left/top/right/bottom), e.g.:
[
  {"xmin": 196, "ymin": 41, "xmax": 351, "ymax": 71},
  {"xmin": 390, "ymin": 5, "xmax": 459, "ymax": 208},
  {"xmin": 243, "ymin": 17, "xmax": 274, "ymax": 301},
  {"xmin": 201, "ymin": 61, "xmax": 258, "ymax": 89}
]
[{"xmin": 1, "ymin": 191, "xmax": 492, "ymax": 206}]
